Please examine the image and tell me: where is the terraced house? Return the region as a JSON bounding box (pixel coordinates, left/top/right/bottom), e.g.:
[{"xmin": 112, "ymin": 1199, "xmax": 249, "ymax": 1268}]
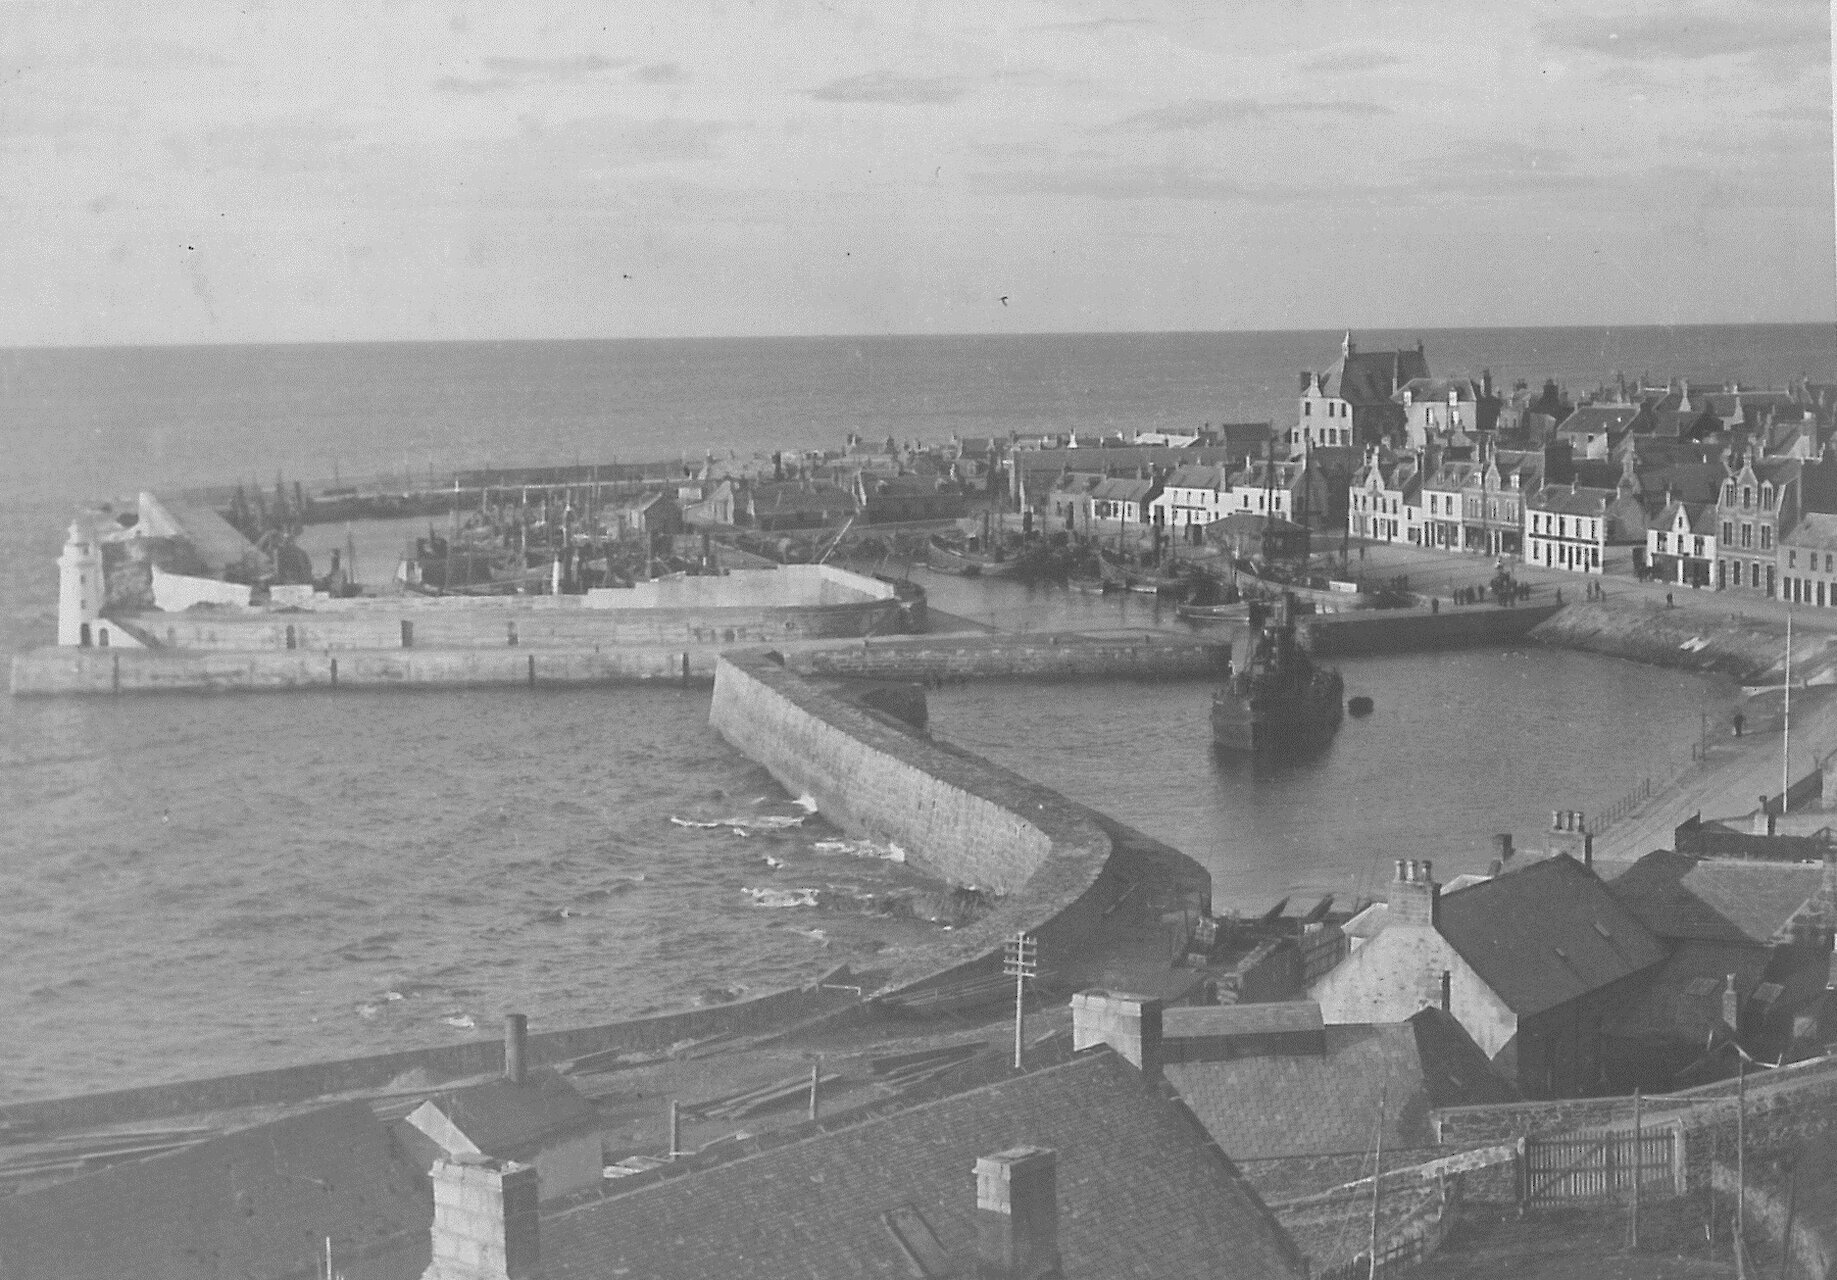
[
  {"xmin": 1779, "ymin": 512, "xmax": 1837, "ymax": 607},
  {"xmin": 1525, "ymin": 482, "xmax": 1616, "ymax": 574},
  {"xmin": 1294, "ymin": 333, "xmax": 1429, "ymax": 450},
  {"xmin": 1346, "ymin": 448, "xmax": 1420, "ymax": 544},
  {"xmin": 1644, "ymin": 498, "xmax": 1717, "ymax": 589},
  {"xmin": 1715, "ymin": 453, "xmax": 1800, "ymax": 595}
]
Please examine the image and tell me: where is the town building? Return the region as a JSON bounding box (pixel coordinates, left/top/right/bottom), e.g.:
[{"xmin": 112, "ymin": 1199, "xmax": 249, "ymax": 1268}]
[
  {"xmin": 1554, "ymin": 403, "xmax": 1650, "ymax": 461},
  {"xmin": 1346, "ymin": 449, "xmax": 1420, "ymax": 544},
  {"xmin": 1715, "ymin": 453, "xmax": 1800, "ymax": 596},
  {"xmin": 1419, "ymin": 458, "xmax": 1482, "ymax": 553},
  {"xmin": 1308, "ymin": 857, "xmax": 1666, "ymax": 1098},
  {"xmin": 398, "ymin": 1038, "xmax": 605, "ymax": 1204},
  {"xmin": 1525, "ymin": 482, "xmax": 1626, "ymax": 575},
  {"xmin": 1004, "ymin": 445, "xmax": 1240, "ymax": 513},
  {"xmin": 1083, "ymin": 475, "xmax": 1163, "ymax": 537},
  {"xmin": 1045, "ymin": 471, "xmax": 1103, "ymax": 534},
  {"xmin": 1223, "ymin": 458, "xmax": 1306, "ymax": 522},
  {"xmin": 1294, "ymin": 334, "xmax": 1430, "ymax": 450},
  {"xmin": 1151, "ymin": 464, "xmax": 1234, "ymax": 540},
  {"xmin": 1393, "ymin": 375, "xmax": 1497, "ymax": 451},
  {"xmin": 1779, "ymin": 512, "xmax": 1837, "ymax": 607},
  {"xmin": 1644, "ymin": 499, "xmax": 1718, "ymax": 588}
]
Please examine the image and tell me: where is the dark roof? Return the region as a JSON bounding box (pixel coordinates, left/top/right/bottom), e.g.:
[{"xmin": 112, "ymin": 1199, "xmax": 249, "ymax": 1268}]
[
  {"xmin": 1165, "ymin": 1002, "xmax": 1324, "ymax": 1039},
  {"xmin": 420, "ymin": 1068, "xmax": 601, "ymax": 1158},
  {"xmin": 1164, "ymin": 464, "xmax": 1232, "ymax": 491},
  {"xmin": 1527, "ymin": 484, "xmax": 1615, "ymax": 516},
  {"xmin": 0, "ymin": 1101, "xmax": 428, "ymax": 1280},
  {"xmin": 1012, "ymin": 446, "xmax": 1242, "ymax": 478},
  {"xmin": 1163, "ymin": 1009, "xmax": 1517, "ymax": 1161},
  {"xmin": 1436, "ymin": 855, "xmax": 1666, "ymax": 1016},
  {"xmin": 1089, "ymin": 477, "xmax": 1158, "ymax": 503},
  {"xmin": 1557, "ymin": 404, "xmax": 1644, "ymax": 437},
  {"xmin": 1601, "ymin": 939, "xmax": 1768, "ymax": 1043},
  {"xmin": 1607, "ymin": 851, "xmax": 1826, "ymax": 946},
  {"xmin": 749, "ymin": 482, "xmax": 857, "ymax": 515},
  {"xmin": 541, "ymin": 1050, "xmax": 1307, "ymax": 1280},
  {"xmin": 1322, "ymin": 345, "xmax": 1430, "ymax": 405},
  {"xmin": 1784, "ymin": 513, "xmax": 1837, "ymax": 552}
]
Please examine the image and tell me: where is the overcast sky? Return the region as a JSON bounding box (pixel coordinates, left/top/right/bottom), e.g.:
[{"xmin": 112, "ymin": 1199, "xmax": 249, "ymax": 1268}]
[{"xmin": 3, "ymin": 0, "xmax": 1832, "ymax": 346}]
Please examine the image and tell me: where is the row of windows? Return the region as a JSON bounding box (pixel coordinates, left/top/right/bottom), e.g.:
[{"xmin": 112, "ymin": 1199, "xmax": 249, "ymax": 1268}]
[
  {"xmin": 1653, "ymin": 532, "xmax": 1709, "ymax": 558},
  {"xmin": 1783, "ymin": 576, "xmax": 1835, "ymax": 607},
  {"xmin": 1785, "ymin": 549, "xmax": 1837, "ymax": 573},
  {"xmin": 1721, "ymin": 482, "xmax": 1775, "ymax": 511},
  {"xmin": 1529, "ymin": 539, "xmax": 1601, "ymax": 570},
  {"xmin": 1301, "ymin": 400, "xmax": 1346, "ymax": 417},
  {"xmin": 1528, "ymin": 511, "xmax": 1601, "ymax": 541}
]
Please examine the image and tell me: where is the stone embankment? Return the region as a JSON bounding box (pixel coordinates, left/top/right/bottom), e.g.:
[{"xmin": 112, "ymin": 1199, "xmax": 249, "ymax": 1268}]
[
  {"xmin": 1530, "ymin": 599, "xmax": 1833, "ymax": 684},
  {"xmin": 709, "ymin": 651, "xmax": 1208, "ymax": 1000}
]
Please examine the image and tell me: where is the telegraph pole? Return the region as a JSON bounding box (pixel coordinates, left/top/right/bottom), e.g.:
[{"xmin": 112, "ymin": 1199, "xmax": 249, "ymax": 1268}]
[{"xmin": 1003, "ymin": 932, "xmax": 1037, "ymax": 1070}]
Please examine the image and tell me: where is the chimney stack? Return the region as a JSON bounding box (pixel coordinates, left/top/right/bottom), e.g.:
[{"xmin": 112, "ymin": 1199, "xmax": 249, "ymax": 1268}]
[
  {"xmin": 1070, "ymin": 990, "xmax": 1163, "ymax": 1081},
  {"xmin": 1721, "ymin": 974, "xmax": 1740, "ymax": 1034},
  {"xmin": 1388, "ymin": 859, "xmax": 1440, "ymax": 928},
  {"xmin": 505, "ymin": 1014, "xmax": 528, "ymax": 1085},
  {"xmin": 975, "ymin": 1147, "xmax": 1061, "ymax": 1280},
  {"xmin": 423, "ymin": 1155, "xmax": 539, "ymax": 1280},
  {"xmin": 1492, "ymin": 833, "xmax": 1513, "ymax": 866}
]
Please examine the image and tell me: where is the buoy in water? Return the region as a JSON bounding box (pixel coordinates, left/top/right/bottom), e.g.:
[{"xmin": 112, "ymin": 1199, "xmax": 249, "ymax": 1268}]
[{"xmin": 1348, "ymin": 695, "xmax": 1374, "ymax": 717}]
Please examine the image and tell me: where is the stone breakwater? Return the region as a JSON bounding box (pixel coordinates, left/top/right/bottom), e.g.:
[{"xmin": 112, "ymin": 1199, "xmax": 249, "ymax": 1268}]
[
  {"xmin": 1299, "ymin": 602, "xmax": 1561, "ymax": 657},
  {"xmin": 709, "ymin": 651, "xmax": 1207, "ymax": 997}
]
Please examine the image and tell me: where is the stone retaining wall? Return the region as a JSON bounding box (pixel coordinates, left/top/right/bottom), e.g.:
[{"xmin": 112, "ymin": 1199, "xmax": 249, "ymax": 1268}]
[
  {"xmin": 1300, "ymin": 603, "xmax": 1560, "ymax": 657},
  {"xmin": 1529, "ymin": 599, "xmax": 1830, "ymax": 682}
]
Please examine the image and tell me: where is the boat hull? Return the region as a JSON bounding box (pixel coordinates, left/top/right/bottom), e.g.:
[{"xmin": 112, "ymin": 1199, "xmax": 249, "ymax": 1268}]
[{"xmin": 1211, "ymin": 672, "xmax": 1345, "ymax": 753}]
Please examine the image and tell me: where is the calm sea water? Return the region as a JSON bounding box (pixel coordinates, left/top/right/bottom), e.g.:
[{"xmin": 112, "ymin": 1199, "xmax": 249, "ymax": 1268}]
[{"xmin": 1, "ymin": 326, "xmax": 1828, "ymax": 1101}]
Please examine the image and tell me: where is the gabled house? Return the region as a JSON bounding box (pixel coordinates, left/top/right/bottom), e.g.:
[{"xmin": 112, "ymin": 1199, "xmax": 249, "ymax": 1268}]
[
  {"xmin": 1715, "ymin": 453, "xmax": 1800, "ymax": 595},
  {"xmin": 1645, "ymin": 499, "xmax": 1718, "ymax": 588},
  {"xmin": 1393, "ymin": 374, "xmax": 1498, "ymax": 451},
  {"xmin": 1223, "ymin": 458, "xmax": 1307, "ymax": 523},
  {"xmin": 1295, "ymin": 334, "xmax": 1430, "ymax": 450},
  {"xmin": 1309, "ymin": 856, "xmax": 1666, "ymax": 1098},
  {"xmin": 400, "ymin": 1063, "xmax": 605, "ymax": 1204},
  {"xmin": 1047, "ymin": 470, "xmax": 1104, "ymax": 534},
  {"xmin": 1084, "ymin": 475, "xmax": 1162, "ymax": 536},
  {"xmin": 1347, "ymin": 448, "xmax": 1420, "ymax": 545},
  {"xmin": 1420, "ymin": 459, "xmax": 1483, "ymax": 553},
  {"xmin": 1525, "ymin": 482, "xmax": 1621, "ymax": 575}
]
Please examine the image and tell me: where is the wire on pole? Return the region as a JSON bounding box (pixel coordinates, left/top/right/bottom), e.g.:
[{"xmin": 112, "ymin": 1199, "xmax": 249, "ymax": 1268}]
[{"xmin": 1003, "ymin": 932, "xmax": 1038, "ymax": 1070}]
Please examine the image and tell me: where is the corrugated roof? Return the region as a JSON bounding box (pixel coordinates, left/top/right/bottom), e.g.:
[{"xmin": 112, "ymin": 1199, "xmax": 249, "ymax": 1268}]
[
  {"xmin": 1164, "ymin": 1002, "xmax": 1325, "ymax": 1040},
  {"xmin": 0, "ymin": 1100, "xmax": 428, "ymax": 1280},
  {"xmin": 1607, "ymin": 851, "xmax": 1824, "ymax": 946},
  {"xmin": 1163, "ymin": 1010, "xmax": 1517, "ymax": 1162},
  {"xmin": 541, "ymin": 1050, "xmax": 1307, "ymax": 1279},
  {"xmin": 422, "ymin": 1068, "xmax": 601, "ymax": 1158},
  {"xmin": 1436, "ymin": 855, "xmax": 1666, "ymax": 1017}
]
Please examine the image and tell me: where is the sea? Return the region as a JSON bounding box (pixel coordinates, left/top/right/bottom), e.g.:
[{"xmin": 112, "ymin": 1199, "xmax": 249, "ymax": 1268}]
[{"xmin": 2, "ymin": 324, "xmax": 1831, "ymax": 1104}]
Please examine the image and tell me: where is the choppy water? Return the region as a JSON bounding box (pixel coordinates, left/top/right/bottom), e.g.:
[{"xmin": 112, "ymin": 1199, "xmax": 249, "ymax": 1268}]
[{"xmin": 1, "ymin": 326, "xmax": 1826, "ymax": 1101}]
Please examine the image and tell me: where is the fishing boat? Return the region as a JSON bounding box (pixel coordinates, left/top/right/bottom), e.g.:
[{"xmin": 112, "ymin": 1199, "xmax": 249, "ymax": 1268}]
[
  {"xmin": 1176, "ymin": 601, "xmax": 1243, "ymax": 622},
  {"xmin": 925, "ymin": 535, "xmax": 1024, "ymax": 578},
  {"xmin": 1098, "ymin": 549, "xmax": 1187, "ymax": 595},
  {"xmin": 1212, "ymin": 594, "xmax": 1344, "ymax": 753}
]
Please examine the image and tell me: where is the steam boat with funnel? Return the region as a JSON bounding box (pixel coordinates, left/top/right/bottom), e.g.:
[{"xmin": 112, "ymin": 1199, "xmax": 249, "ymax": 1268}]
[{"xmin": 1212, "ymin": 593, "xmax": 1344, "ymax": 753}]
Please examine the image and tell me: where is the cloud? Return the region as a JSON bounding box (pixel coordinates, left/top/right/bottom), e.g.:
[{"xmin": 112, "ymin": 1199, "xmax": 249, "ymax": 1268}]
[
  {"xmin": 809, "ymin": 72, "xmax": 971, "ymax": 105},
  {"xmin": 1537, "ymin": 6, "xmax": 1826, "ymax": 61},
  {"xmin": 1108, "ymin": 97, "xmax": 1392, "ymax": 131},
  {"xmin": 436, "ymin": 53, "xmax": 629, "ymax": 94},
  {"xmin": 633, "ymin": 62, "xmax": 686, "ymax": 85},
  {"xmin": 974, "ymin": 161, "xmax": 1318, "ymax": 203},
  {"xmin": 1296, "ymin": 46, "xmax": 1405, "ymax": 73}
]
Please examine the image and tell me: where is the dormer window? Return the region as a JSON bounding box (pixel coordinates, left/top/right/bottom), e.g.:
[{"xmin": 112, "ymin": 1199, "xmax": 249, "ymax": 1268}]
[
  {"xmin": 1761, "ymin": 484, "xmax": 1773, "ymax": 510},
  {"xmin": 1723, "ymin": 482, "xmax": 1736, "ymax": 505}
]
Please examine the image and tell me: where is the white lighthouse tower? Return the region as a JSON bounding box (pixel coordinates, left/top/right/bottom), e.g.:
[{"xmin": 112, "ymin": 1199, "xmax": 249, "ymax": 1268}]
[{"xmin": 57, "ymin": 520, "xmax": 104, "ymax": 646}]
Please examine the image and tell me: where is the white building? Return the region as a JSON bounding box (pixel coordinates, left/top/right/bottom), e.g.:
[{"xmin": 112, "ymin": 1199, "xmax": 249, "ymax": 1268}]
[
  {"xmin": 1525, "ymin": 483, "xmax": 1614, "ymax": 575},
  {"xmin": 1347, "ymin": 450, "xmax": 1420, "ymax": 545},
  {"xmin": 1645, "ymin": 500, "xmax": 1716, "ymax": 589},
  {"xmin": 1149, "ymin": 465, "xmax": 1232, "ymax": 536}
]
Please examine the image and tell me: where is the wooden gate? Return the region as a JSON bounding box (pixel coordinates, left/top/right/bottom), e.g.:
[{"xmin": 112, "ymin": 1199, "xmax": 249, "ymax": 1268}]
[{"xmin": 1523, "ymin": 1124, "xmax": 1683, "ymax": 1204}]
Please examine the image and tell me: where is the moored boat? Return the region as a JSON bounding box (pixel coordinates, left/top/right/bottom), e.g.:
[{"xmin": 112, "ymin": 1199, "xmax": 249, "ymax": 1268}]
[
  {"xmin": 1212, "ymin": 594, "xmax": 1344, "ymax": 753},
  {"xmin": 926, "ymin": 535, "xmax": 1024, "ymax": 578}
]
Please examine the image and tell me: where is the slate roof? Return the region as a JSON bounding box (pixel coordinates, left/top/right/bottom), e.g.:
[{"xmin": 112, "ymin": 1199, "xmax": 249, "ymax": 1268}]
[
  {"xmin": 540, "ymin": 1050, "xmax": 1308, "ymax": 1280},
  {"xmin": 1642, "ymin": 461, "xmax": 1728, "ymax": 506},
  {"xmin": 1090, "ymin": 477, "xmax": 1159, "ymax": 504},
  {"xmin": 1393, "ymin": 375, "xmax": 1482, "ymax": 404},
  {"xmin": 0, "ymin": 1100, "xmax": 429, "ymax": 1280},
  {"xmin": 1165, "ymin": 1002, "xmax": 1325, "ymax": 1039},
  {"xmin": 418, "ymin": 1068, "xmax": 601, "ymax": 1158},
  {"xmin": 1435, "ymin": 855, "xmax": 1666, "ymax": 1017},
  {"xmin": 1164, "ymin": 465, "xmax": 1232, "ymax": 492},
  {"xmin": 1163, "ymin": 1009, "xmax": 1518, "ymax": 1162},
  {"xmin": 1651, "ymin": 500, "xmax": 1718, "ymax": 540},
  {"xmin": 1557, "ymin": 404, "xmax": 1645, "ymax": 438},
  {"xmin": 1783, "ymin": 513, "xmax": 1837, "ymax": 553},
  {"xmin": 1607, "ymin": 850, "xmax": 1826, "ymax": 946},
  {"xmin": 1527, "ymin": 484, "xmax": 1615, "ymax": 517},
  {"xmin": 1600, "ymin": 939, "xmax": 1767, "ymax": 1042},
  {"xmin": 1320, "ymin": 344, "xmax": 1430, "ymax": 405}
]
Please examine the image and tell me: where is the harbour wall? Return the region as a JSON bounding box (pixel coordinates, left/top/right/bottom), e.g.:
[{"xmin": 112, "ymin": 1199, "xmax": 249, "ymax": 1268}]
[
  {"xmin": 1529, "ymin": 599, "xmax": 1832, "ymax": 683},
  {"xmin": 1299, "ymin": 603, "xmax": 1561, "ymax": 657},
  {"xmin": 0, "ymin": 976, "xmax": 866, "ymax": 1133},
  {"xmin": 11, "ymin": 631, "xmax": 1229, "ymax": 696},
  {"xmin": 708, "ymin": 651, "xmax": 1155, "ymax": 995}
]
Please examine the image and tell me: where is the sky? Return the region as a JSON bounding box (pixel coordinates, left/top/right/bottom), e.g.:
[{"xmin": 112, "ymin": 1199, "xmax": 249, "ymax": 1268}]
[{"xmin": 2, "ymin": 0, "xmax": 1833, "ymax": 346}]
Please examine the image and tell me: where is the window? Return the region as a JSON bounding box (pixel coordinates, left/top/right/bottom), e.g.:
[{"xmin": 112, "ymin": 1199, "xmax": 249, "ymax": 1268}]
[
  {"xmin": 1694, "ymin": 536, "xmax": 1704, "ymax": 557},
  {"xmin": 1761, "ymin": 526, "xmax": 1772, "ymax": 551},
  {"xmin": 1742, "ymin": 524, "xmax": 1753, "ymax": 549},
  {"xmin": 1743, "ymin": 487, "xmax": 1752, "ymax": 509},
  {"xmin": 1761, "ymin": 484, "xmax": 1773, "ymax": 510},
  {"xmin": 1304, "ymin": 402, "xmax": 1312, "ymax": 416},
  {"xmin": 1724, "ymin": 482, "xmax": 1736, "ymax": 505},
  {"xmin": 1790, "ymin": 550, "xmax": 1798, "ymax": 568},
  {"xmin": 1722, "ymin": 521, "xmax": 1733, "ymax": 544}
]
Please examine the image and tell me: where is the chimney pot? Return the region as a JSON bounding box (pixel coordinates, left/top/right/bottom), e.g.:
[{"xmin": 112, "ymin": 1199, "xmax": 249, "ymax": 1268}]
[
  {"xmin": 1492, "ymin": 833, "xmax": 1514, "ymax": 863},
  {"xmin": 1394, "ymin": 858, "xmax": 1407, "ymax": 883},
  {"xmin": 505, "ymin": 1013, "xmax": 528, "ymax": 1085},
  {"xmin": 975, "ymin": 1147, "xmax": 1061, "ymax": 1280},
  {"xmin": 1420, "ymin": 859, "xmax": 1433, "ymax": 884}
]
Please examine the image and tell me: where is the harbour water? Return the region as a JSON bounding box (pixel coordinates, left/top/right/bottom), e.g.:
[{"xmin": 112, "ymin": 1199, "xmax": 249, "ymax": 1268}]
[{"xmin": 1, "ymin": 326, "xmax": 1825, "ymax": 1101}]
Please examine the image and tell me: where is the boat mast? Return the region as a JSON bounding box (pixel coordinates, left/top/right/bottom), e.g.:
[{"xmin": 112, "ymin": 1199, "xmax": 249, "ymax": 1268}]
[{"xmin": 1783, "ymin": 608, "xmax": 1793, "ymax": 806}]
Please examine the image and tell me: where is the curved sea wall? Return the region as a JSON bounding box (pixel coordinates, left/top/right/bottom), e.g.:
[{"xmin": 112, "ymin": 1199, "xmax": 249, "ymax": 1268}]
[
  {"xmin": 709, "ymin": 651, "xmax": 1131, "ymax": 993},
  {"xmin": 1530, "ymin": 599, "xmax": 1831, "ymax": 683}
]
